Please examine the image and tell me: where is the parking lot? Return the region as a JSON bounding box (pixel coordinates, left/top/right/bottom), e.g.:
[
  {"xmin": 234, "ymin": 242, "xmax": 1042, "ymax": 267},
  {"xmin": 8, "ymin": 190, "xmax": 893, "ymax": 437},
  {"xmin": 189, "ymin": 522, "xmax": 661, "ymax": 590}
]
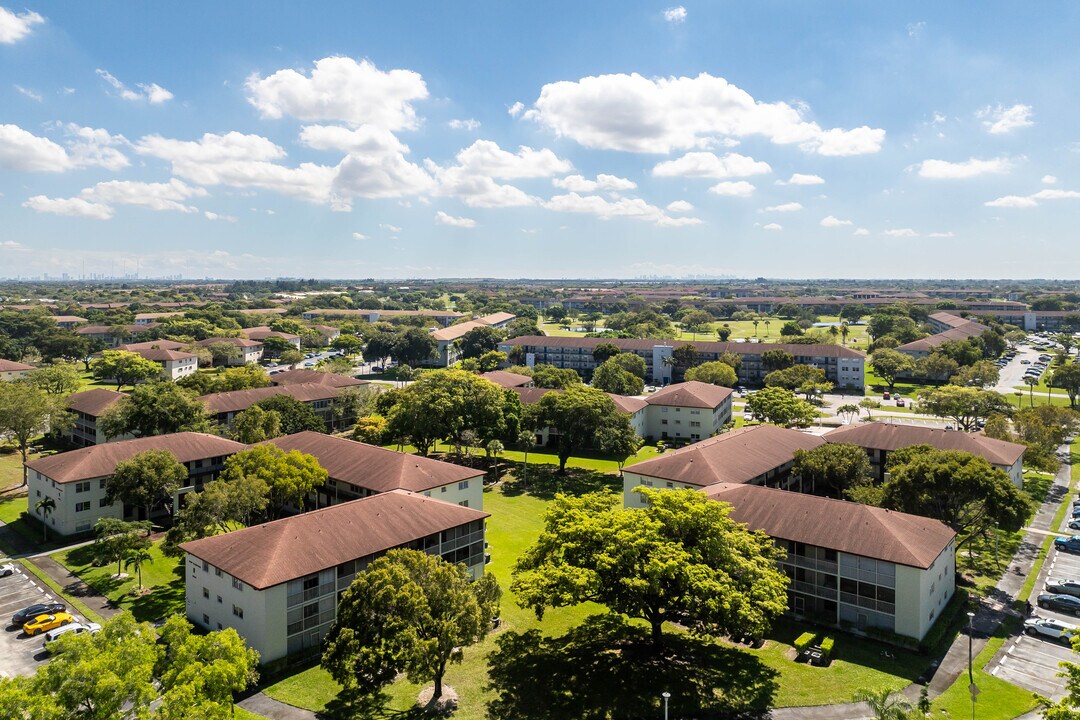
[
  {"xmin": 992, "ymin": 541, "xmax": 1080, "ymax": 701},
  {"xmin": 0, "ymin": 564, "xmax": 85, "ymax": 677}
]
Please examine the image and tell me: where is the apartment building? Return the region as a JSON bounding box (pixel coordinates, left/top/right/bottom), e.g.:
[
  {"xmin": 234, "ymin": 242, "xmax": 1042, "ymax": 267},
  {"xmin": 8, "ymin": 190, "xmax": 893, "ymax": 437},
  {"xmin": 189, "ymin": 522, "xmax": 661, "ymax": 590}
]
[
  {"xmin": 181, "ymin": 491, "xmax": 489, "ymax": 662},
  {"xmin": 0, "ymin": 358, "xmax": 34, "ymax": 381},
  {"xmin": 512, "ymin": 386, "xmax": 649, "ymax": 443},
  {"xmin": 241, "ymin": 327, "xmax": 302, "ymax": 349},
  {"xmin": 63, "ymin": 388, "xmax": 128, "ymax": 447},
  {"xmin": 200, "ymin": 383, "xmax": 344, "ymax": 429},
  {"xmin": 197, "ymin": 337, "xmax": 264, "ymax": 366},
  {"xmin": 643, "ymin": 381, "xmax": 733, "ymax": 443}
]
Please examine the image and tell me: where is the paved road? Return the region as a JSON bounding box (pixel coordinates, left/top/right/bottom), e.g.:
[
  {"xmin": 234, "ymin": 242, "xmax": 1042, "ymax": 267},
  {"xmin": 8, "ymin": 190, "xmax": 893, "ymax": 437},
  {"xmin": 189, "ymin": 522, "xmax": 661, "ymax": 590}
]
[{"xmin": 994, "ymin": 343, "xmax": 1043, "ymax": 396}]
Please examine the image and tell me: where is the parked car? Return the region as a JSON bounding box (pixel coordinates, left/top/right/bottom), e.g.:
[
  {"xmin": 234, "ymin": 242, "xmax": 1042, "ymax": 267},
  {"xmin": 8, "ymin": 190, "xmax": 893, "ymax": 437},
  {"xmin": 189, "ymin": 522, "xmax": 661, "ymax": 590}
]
[
  {"xmin": 1047, "ymin": 580, "xmax": 1080, "ymax": 598},
  {"xmin": 1067, "ymin": 519, "xmax": 1080, "ymax": 531},
  {"xmin": 23, "ymin": 612, "xmax": 75, "ymax": 636},
  {"xmin": 895, "ymin": 398, "xmax": 906, "ymax": 407},
  {"xmin": 1025, "ymin": 617, "xmax": 1078, "ymax": 644},
  {"xmin": 882, "ymin": 391, "xmax": 891, "ymax": 400},
  {"xmin": 42, "ymin": 622, "xmax": 101, "ymax": 651},
  {"xmin": 11, "ymin": 602, "xmax": 66, "ymax": 627},
  {"xmin": 0, "ymin": 562, "xmax": 14, "ymax": 577},
  {"xmin": 1039, "ymin": 593, "xmax": 1080, "ymax": 615},
  {"xmin": 1057, "ymin": 536, "xmax": 1080, "ymax": 554}
]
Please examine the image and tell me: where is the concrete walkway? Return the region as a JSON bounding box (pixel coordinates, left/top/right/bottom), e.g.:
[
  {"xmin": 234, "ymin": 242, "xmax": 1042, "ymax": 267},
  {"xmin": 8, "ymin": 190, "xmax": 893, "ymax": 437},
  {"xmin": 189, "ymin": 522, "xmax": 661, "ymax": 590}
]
[
  {"xmin": 30, "ymin": 554, "xmax": 122, "ymax": 620},
  {"xmin": 237, "ymin": 692, "xmax": 315, "ymax": 720}
]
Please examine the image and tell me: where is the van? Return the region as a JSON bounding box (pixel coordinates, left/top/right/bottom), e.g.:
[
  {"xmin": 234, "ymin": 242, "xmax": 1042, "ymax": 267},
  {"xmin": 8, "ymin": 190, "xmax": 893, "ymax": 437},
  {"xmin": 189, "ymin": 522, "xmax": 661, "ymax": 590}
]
[{"xmin": 42, "ymin": 621, "xmax": 101, "ymax": 650}]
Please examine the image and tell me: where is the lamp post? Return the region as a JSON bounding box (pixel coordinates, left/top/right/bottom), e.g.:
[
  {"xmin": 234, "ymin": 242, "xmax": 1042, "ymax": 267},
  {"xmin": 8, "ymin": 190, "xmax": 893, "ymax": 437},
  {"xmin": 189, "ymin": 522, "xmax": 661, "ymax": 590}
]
[
  {"xmin": 662, "ymin": 691, "xmax": 670, "ymax": 720},
  {"xmin": 967, "ymin": 611, "xmax": 978, "ymax": 719}
]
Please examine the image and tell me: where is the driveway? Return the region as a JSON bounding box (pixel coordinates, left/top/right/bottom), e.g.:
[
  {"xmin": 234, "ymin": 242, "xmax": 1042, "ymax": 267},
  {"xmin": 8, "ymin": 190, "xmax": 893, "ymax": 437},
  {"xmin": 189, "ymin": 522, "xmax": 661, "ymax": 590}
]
[{"xmin": 0, "ymin": 563, "xmax": 92, "ymax": 677}]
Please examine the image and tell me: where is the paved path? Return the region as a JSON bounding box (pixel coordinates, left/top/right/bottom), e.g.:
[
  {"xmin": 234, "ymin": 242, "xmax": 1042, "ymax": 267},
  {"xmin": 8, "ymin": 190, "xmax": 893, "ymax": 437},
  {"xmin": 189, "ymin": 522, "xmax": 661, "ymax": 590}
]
[
  {"xmin": 29, "ymin": 555, "xmax": 122, "ymax": 620},
  {"xmin": 237, "ymin": 692, "xmax": 315, "ymax": 720}
]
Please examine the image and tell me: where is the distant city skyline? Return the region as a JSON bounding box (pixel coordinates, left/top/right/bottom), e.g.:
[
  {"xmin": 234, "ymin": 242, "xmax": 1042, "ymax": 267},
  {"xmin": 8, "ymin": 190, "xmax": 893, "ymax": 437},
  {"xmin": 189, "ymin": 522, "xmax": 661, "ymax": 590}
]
[{"xmin": 2, "ymin": 2, "xmax": 1079, "ymax": 279}]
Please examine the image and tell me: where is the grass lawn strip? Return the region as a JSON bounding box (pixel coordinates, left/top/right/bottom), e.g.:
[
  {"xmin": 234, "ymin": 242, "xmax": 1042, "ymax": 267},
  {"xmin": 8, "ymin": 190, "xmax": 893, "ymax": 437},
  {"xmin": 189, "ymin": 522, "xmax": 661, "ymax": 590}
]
[{"xmin": 17, "ymin": 558, "xmax": 105, "ymax": 625}]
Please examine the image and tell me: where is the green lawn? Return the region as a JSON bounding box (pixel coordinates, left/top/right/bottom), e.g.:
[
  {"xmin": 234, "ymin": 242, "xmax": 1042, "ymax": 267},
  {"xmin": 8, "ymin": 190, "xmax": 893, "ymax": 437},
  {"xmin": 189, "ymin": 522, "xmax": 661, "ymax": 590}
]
[
  {"xmin": 0, "ymin": 493, "xmax": 26, "ymax": 525},
  {"xmin": 864, "ymin": 368, "xmax": 942, "ymax": 399},
  {"xmin": 51, "ymin": 539, "xmax": 186, "ymax": 623},
  {"xmin": 0, "ymin": 449, "xmax": 38, "ymax": 492},
  {"xmin": 233, "ymin": 708, "xmax": 265, "ymax": 720}
]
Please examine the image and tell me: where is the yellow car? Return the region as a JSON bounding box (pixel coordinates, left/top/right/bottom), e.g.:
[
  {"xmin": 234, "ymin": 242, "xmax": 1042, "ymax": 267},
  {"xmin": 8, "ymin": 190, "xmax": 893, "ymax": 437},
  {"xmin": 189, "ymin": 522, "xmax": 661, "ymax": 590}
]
[{"xmin": 23, "ymin": 612, "xmax": 75, "ymax": 636}]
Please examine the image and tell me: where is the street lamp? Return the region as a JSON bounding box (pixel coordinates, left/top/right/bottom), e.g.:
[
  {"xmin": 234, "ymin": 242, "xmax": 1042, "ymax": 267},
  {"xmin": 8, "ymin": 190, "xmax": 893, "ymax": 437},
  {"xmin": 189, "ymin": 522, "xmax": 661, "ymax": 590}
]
[
  {"xmin": 662, "ymin": 691, "xmax": 671, "ymax": 720},
  {"xmin": 967, "ymin": 611, "xmax": 978, "ymax": 720}
]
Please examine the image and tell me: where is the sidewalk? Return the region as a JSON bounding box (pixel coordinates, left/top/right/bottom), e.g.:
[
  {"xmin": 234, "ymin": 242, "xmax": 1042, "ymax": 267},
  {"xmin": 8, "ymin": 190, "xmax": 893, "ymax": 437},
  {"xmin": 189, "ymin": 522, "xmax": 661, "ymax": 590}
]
[{"xmin": 30, "ymin": 554, "xmax": 122, "ymax": 620}]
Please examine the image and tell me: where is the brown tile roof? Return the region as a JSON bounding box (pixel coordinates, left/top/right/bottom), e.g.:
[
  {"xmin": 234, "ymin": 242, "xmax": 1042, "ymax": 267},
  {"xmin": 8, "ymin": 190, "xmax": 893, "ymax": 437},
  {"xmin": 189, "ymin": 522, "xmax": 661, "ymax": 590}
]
[
  {"xmin": 180, "ymin": 490, "xmax": 489, "ymax": 589},
  {"xmin": 431, "ymin": 320, "xmax": 488, "ymax": 342},
  {"xmin": 26, "ymin": 432, "xmax": 245, "ymax": 484},
  {"xmin": 928, "ymin": 312, "xmax": 974, "ymax": 329},
  {"xmin": 896, "ymin": 323, "xmax": 988, "ymax": 353},
  {"xmin": 627, "ymin": 425, "xmax": 825, "ymax": 486},
  {"xmin": 510, "ymin": 386, "xmax": 647, "ymax": 414},
  {"xmin": 502, "ymin": 335, "xmax": 866, "ymax": 359},
  {"xmin": 824, "ymin": 422, "xmax": 1025, "ymax": 466},
  {"xmin": 196, "ymin": 337, "xmax": 263, "ymax": 349},
  {"xmin": 242, "ymin": 327, "xmax": 300, "ymax": 341},
  {"xmin": 66, "ymin": 388, "xmax": 126, "ymax": 417},
  {"xmin": 134, "ymin": 312, "xmax": 184, "ymax": 320},
  {"xmin": 0, "ymin": 359, "xmax": 34, "ymax": 372},
  {"xmin": 76, "ymin": 323, "xmax": 158, "ymax": 336},
  {"xmin": 116, "ymin": 340, "xmax": 185, "ymax": 352},
  {"xmin": 477, "ymin": 312, "xmax": 516, "ymax": 325},
  {"xmin": 267, "ymin": 431, "xmax": 483, "ymax": 493},
  {"xmin": 135, "ymin": 348, "xmax": 198, "ymax": 362},
  {"xmin": 236, "ymin": 307, "xmax": 289, "ymax": 315},
  {"xmin": 704, "ymin": 483, "xmax": 955, "ymax": 569},
  {"xmin": 480, "ymin": 370, "xmax": 533, "ymax": 388},
  {"xmin": 200, "ymin": 383, "xmax": 340, "ymax": 415},
  {"xmin": 646, "ymin": 381, "xmax": 733, "ymax": 409},
  {"xmin": 269, "ymin": 369, "xmax": 369, "ymax": 388},
  {"xmin": 50, "ymin": 315, "xmax": 88, "ymax": 324}
]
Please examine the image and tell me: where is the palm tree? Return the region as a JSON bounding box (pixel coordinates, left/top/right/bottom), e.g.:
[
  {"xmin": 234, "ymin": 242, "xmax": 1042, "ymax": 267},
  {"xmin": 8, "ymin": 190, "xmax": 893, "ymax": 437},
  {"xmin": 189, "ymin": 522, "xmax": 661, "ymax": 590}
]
[
  {"xmin": 853, "ymin": 687, "xmax": 913, "ymax": 720},
  {"xmin": 125, "ymin": 546, "xmax": 154, "ymax": 592},
  {"xmin": 840, "ymin": 322, "xmax": 850, "ymax": 345},
  {"xmin": 763, "ymin": 319, "xmax": 772, "ymax": 337},
  {"xmin": 752, "ymin": 319, "xmax": 760, "ymax": 337},
  {"xmin": 516, "ymin": 430, "xmax": 535, "ymax": 487},
  {"xmin": 35, "ymin": 497, "xmax": 55, "ymax": 542},
  {"xmin": 1024, "ymin": 375, "xmax": 1039, "ymax": 406}
]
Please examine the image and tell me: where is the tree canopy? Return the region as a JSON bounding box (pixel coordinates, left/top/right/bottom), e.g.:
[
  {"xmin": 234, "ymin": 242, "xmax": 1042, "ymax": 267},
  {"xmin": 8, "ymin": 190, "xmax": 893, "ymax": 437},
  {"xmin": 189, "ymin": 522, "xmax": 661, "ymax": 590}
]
[
  {"xmin": 0, "ymin": 381, "xmax": 71, "ymax": 486},
  {"xmin": 457, "ymin": 326, "xmax": 506, "ymax": 359},
  {"xmin": 99, "ymin": 381, "xmax": 212, "ymax": 439},
  {"xmin": 745, "ymin": 387, "xmax": 817, "ymax": 427},
  {"xmin": 219, "ymin": 444, "xmax": 327, "ymax": 516},
  {"xmin": 91, "ymin": 350, "xmax": 162, "ymax": 390},
  {"xmin": 915, "ymin": 386, "xmax": 1012, "ymax": 430},
  {"xmin": 107, "ymin": 449, "xmax": 189, "ymax": 520},
  {"xmin": 590, "ymin": 358, "xmax": 644, "ymax": 396},
  {"xmin": 254, "ymin": 394, "xmax": 326, "ymax": 434},
  {"xmin": 870, "ymin": 349, "xmax": 916, "ymax": 391},
  {"xmin": 684, "ymin": 361, "xmax": 738, "ymax": 387},
  {"xmin": 527, "ymin": 385, "xmax": 638, "ymax": 472},
  {"xmin": 531, "ymin": 363, "xmax": 582, "ymax": 389},
  {"xmin": 792, "ymin": 443, "xmax": 872, "ymax": 499},
  {"xmin": 512, "ymin": 489, "xmax": 789, "ymax": 644}
]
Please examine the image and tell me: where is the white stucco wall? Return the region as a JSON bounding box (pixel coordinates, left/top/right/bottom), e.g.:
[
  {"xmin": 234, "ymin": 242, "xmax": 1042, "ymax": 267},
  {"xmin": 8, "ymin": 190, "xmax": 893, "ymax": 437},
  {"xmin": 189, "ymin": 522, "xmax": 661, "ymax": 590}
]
[{"xmin": 28, "ymin": 469, "xmax": 122, "ymax": 536}]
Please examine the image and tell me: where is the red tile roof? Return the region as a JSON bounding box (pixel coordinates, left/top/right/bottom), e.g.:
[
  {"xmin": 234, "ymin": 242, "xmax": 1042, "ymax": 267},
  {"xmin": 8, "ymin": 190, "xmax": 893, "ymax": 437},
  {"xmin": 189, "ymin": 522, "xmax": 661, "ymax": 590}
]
[
  {"xmin": 66, "ymin": 388, "xmax": 126, "ymax": 417},
  {"xmin": 0, "ymin": 359, "xmax": 34, "ymax": 372},
  {"xmin": 824, "ymin": 422, "xmax": 1025, "ymax": 466},
  {"xmin": 627, "ymin": 425, "xmax": 825, "ymax": 486},
  {"xmin": 646, "ymin": 381, "xmax": 733, "ymax": 409},
  {"xmin": 480, "ymin": 370, "xmax": 533, "ymax": 388},
  {"xmin": 116, "ymin": 340, "xmax": 185, "ymax": 352},
  {"xmin": 269, "ymin": 369, "xmax": 369, "ymax": 388},
  {"xmin": 705, "ymin": 483, "xmax": 955, "ymax": 569},
  {"xmin": 180, "ymin": 490, "xmax": 489, "ymax": 589},
  {"xmin": 200, "ymin": 383, "xmax": 340, "ymax": 415},
  {"xmin": 502, "ymin": 335, "xmax": 866, "ymax": 359}
]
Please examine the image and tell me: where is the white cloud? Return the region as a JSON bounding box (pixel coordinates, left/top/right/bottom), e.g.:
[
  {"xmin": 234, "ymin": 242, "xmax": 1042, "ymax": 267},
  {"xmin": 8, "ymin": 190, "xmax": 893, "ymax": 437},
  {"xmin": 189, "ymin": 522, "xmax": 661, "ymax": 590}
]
[
  {"xmin": 296, "ymin": 123, "xmax": 433, "ymax": 199},
  {"xmin": 81, "ymin": 179, "xmax": 206, "ymax": 213},
  {"xmin": 0, "ymin": 6, "xmax": 44, "ymax": 44},
  {"xmin": 820, "ymin": 215, "xmax": 852, "ymax": 227},
  {"xmin": 666, "ymin": 200, "xmax": 693, "ymax": 212},
  {"xmin": 927, "ymin": 231, "xmax": 955, "ymax": 238},
  {"xmin": 553, "ymin": 174, "xmax": 637, "ymax": 192},
  {"xmin": 545, "ymin": 192, "xmax": 702, "ymax": 227},
  {"xmin": 448, "ymin": 118, "xmax": 480, "ymax": 131},
  {"xmin": 508, "ymin": 101, "xmax": 525, "ymax": 117},
  {"xmin": 777, "ymin": 173, "xmax": 824, "ymax": 185},
  {"xmin": 426, "ymin": 161, "xmax": 537, "ymax": 208},
  {"xmin": 452, "ymin": 140, "xmax": 572, "ymax": 178},
  {"xmin": 708, "ymin": 181, "xmax": 755, "ymax": 197},
  {"xmin": 246, "ymin": 56, "xmax": 427, "ymax": 131},
  {"xmin": 203, "ymin": 211, "xmax": 237, "ymax": 222},
  {"xmin": 916, "ymin": 157, "xmax": 1011, "ymax": 179},
  {"xmin": 1042, "ymin": 175, "xmax": 1058, "ymax": 185},
  {"xmin": 762, "ymin": 223, "xmax": 782, "ymax": 231},
  {"xmin": 23, "ymin": 195, "xmax": 113, "ymax": 220},
  {"xmin": 853, "ymin": 227, "xmax": 870, "ymax": 236},
  {"xmin": 979, "ymin": 103, "xmax": 1033, "ymax": 135},
  {"xmin": 14, "ymin": 84, "xmax": 41, "ymax": 101},
  {"xmin": 0, "ymin": 240, "xmax": 22, "ymax": 248},
  {"xmin": 435, "ymin": 210, "xmax": 477, "ymax": 228},
  {"xmin": 64, "ymin": 124, "xmax": 129, "ymax": 171},
  {"xmin": 663, "ymin": 6, "xmax": 687, "ymax": 22},
  {"xmin": 0, "ymin": 123, "xmax": 69, "ymax": 171},
  {"xmin": 907, "ymin": 21, "xmax": 926, "ymax": 38},
  {"xmin": 653, "ymin": 152, "xmax": 771, "ymax": 179},
  {"xmin": 380, "ymin": 223, "xmax": 402, "ymax": 233},
  {"xmin": 95, "ymin": 69, "xmax": 172, "ymax": 103},
  {"xmin": 764, "ymin": 202, "xmax": 802, "ymax": 212},
  {"xmin": 884, "ymin": 228, "xmax": 918, "ymax": 237},
  {"xmin": 525, "ymin": 71, "xmax": 885, "ymax": 155},
  {"xmin": 352, "ymin": 232, "xmax": 369, "ymax": 240},
  {"xmin": 985, "ymin": 188, "xmax": 1080, "ymax": 208}
]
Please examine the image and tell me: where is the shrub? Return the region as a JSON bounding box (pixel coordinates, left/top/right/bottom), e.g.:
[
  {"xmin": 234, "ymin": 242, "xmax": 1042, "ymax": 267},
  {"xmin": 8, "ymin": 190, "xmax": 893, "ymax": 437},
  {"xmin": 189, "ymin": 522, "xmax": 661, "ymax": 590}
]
[
  {"xmin": 819, "ymin": 636, "xmax": 835, "ymax": 659},
  {"xmin": 794, "ymin": 631, "xmax": 819, "ymax": 654}
]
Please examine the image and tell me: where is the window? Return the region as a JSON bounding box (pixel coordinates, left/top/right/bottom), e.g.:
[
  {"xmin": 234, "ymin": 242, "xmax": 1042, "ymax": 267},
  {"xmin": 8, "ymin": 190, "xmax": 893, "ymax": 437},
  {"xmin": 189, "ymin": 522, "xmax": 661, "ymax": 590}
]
[
  {"xmin": 215, "ymin": 568, "xmax": 222, "ymax": 577},
  {"xmin": 202, "ymin": 614, "xmax": 209, "ymax": 625},
  {"xmin": 661, "ymin": 419, "xmax": 668, "ymax": 425},
  {"xmin": 459, "ymin": 500, "xmax": 469, "ymax": 507},
  {"xmin": 75, "ymin": 501, "xmax": 90, "ymax": 512},
  {"xmin": 217, "ymin": 623, "xmax": 222, "ymax": 630},
  {"xmin": 75, "ymin": 481, "xmax": 91, "ymax": 493},
  {"xmin": 458, "ymin": 480, "xmax": 470, "ymax": 490},
  {"xmin": 666, "ymin": 482, "xmax": 673, "ymax": 488},
  {"xmin": 217, "ymin": 595, "xmax": 222, "ymax": 604},
  {"xmin": 99, "ymin": 479, "xmax": 107, "ymax": 489},
  {"xmin": 232, "ymin": 605, "xmax": 244, "ymax": 619},
  {"xmin": 202, "ymin": 560, "xmax": 209, "ymax": 572},
  {"xmin": 441, "ymin": 486, "xmax": 447, "ymax": 493},
  {"xmin": 99, "ymin": 498, "xmax": 110, "ymax": 508},
  {"xmin": 232, "ymin": 577, "xmax": 243, "ymax": 591},
  {"xmin": 202, "ymin": 587, "xmax": 209, "ymax": 599}
]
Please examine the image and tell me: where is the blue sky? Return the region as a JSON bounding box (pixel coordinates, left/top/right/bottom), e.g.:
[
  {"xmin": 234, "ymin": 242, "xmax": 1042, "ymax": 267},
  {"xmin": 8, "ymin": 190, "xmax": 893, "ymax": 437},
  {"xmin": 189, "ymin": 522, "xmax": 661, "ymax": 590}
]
[{"xmin": 1, "ymin": 2, "xmax": 1078, "ymax": 280}]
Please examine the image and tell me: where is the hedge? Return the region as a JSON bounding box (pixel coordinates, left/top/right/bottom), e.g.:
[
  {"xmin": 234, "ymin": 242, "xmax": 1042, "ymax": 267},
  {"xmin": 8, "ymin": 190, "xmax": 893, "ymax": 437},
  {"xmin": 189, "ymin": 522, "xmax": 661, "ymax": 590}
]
[
  {"xmin": 819, "ymin": 636, "xmax": 835, "ymax": 659},
  {"xmin": 794, "ymin": 631, "xmax": 819, "ymax": 653}
]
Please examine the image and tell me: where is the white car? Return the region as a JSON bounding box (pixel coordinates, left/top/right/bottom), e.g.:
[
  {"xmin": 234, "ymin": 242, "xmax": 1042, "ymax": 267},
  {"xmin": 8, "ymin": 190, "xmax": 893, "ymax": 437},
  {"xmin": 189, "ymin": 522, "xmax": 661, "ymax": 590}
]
[
  {"xmin": 0, "ymin": 562, "xmax": 15, "ymax": 577},
  {"xmin": 1024, "ymin": 617, "xmax": 1077, "ymax": 644},
  {"xmin": 42, "ymin": 621, "xmax": 101, "ymax": 650}
]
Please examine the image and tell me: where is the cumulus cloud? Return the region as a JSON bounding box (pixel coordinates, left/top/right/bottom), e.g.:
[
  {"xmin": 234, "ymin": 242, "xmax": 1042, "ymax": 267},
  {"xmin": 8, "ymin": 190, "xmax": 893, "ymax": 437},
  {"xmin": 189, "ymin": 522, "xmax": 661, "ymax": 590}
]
[
  {"xmin": 525, "ymin": 72, "xmax": 885, "ymax": 155},
  {"xmin": 708, "ymin": 181, "xmax": 755, "ymax": 197},
  {"xmin": 927, "ymin": 231, "xmax": 955, "ymax": 238},
  {"xmin": 95, "ymin": 69, "xmax": 173, "ymax": 103},
  {"xmin": 653, "ymin": 151, "xmax": 771, "ymax": 179},
  {"xmin": 820, "ymin": 215, "xmax": 852, "ymax": 227},
  {"xmin": 884, "ymin": 228, "xmax": 918, "ymax": 237},
  {"xmin": 23, "ymin": 195, "xmax": 113, "ymax": 220},
  {"xmin": 663, "ymin": 6, "xmax": 687, "ymax": 22},
  {"xmin": 666, "ymin": 200, "xmax": 693, "ymax": 212},
  {"xmin": 14, "ymin": 84, "xmax": 41, "ymax": 101},
  {"xmin": 553, "ymin": 174, "xmax": 636, "ymax": 192},
  {"xmin": 0, "ymin": 240, "xmax": 23, "ymax": 248},
  {"xmin": 763, "ymin": 202, "xmax": 802, "ymax": 212},
  {"xmin": 380, "ymin": 223, "xmax": 402, "ymax": 233},
  {"xmin": 246, "ymin": 56, "xmax": 427, "ymax": 130},
  {"xmin": 0, "ymin": 6, "xmax": 44, "ymax": 44},
  {"xmin": 762, "ymin": 223, "xmax": 782, "ymax": 231},
  {"xmin": 448, "ymin": 118, "xmax": 480, "ymax": 131},
  {"xmin": 296, "ymin": 123, "xmax": 433, "ymax": 199},
  {"xmin": 853, "ymin": 227, "xmax": 869, "ymax": 236},
  {"xmin": 985, "ymin": 188, "xmax": 1080, "ymax": 208},
  {"xmin": 81, "ymin": 179, "xmax": 206, "ymax": 213},
  {"xmin": 777, "ymin": 173, "xmax": 824, "ymax": 185},
  {"xmin": 435, "ymin": 210, "xmax": 477, "ymax": 228},
  {"xmin": 352, "ymin": 232, "xmax": 369, "ymax": 240},
  {"xmin": 1043, "ymin": 175, "xmax": 1058, "ymax": 185},
  {"xmin": 545, "ymin": 192, "xmax": 702, "ymax": 226},
  {"xmin": 203, "ymin": 211, "xmax": 237, "ymax": 222},
  {"xmin": 508, "ymin": 101, "xmax": 524, "ymax": 117},
  {"xmin": 916, "ymin": 157, "xmax": 1011, "ymax": 179},
  {"xmin": 424, "ymin": 140, "xmax": 570, "ymax": 208},
  {"xmin": 0, "ymin": 123, "xmax": 128, "ymax": 172},
  {"xmin": 979, "ymin": 104, "xmax": 1033, "ymax": 135}
]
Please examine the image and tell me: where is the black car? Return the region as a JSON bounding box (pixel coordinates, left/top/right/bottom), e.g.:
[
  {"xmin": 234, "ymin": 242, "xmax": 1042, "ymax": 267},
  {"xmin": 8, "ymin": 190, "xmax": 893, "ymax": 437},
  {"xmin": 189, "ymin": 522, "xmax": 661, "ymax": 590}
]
[
  {"xmin": 1038, "ymin": 593, "xmax": 1080, "ymax": 615},
  {"xmin": 11, "ymin": 602, "xmax": 66, "ymax": 627}
]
